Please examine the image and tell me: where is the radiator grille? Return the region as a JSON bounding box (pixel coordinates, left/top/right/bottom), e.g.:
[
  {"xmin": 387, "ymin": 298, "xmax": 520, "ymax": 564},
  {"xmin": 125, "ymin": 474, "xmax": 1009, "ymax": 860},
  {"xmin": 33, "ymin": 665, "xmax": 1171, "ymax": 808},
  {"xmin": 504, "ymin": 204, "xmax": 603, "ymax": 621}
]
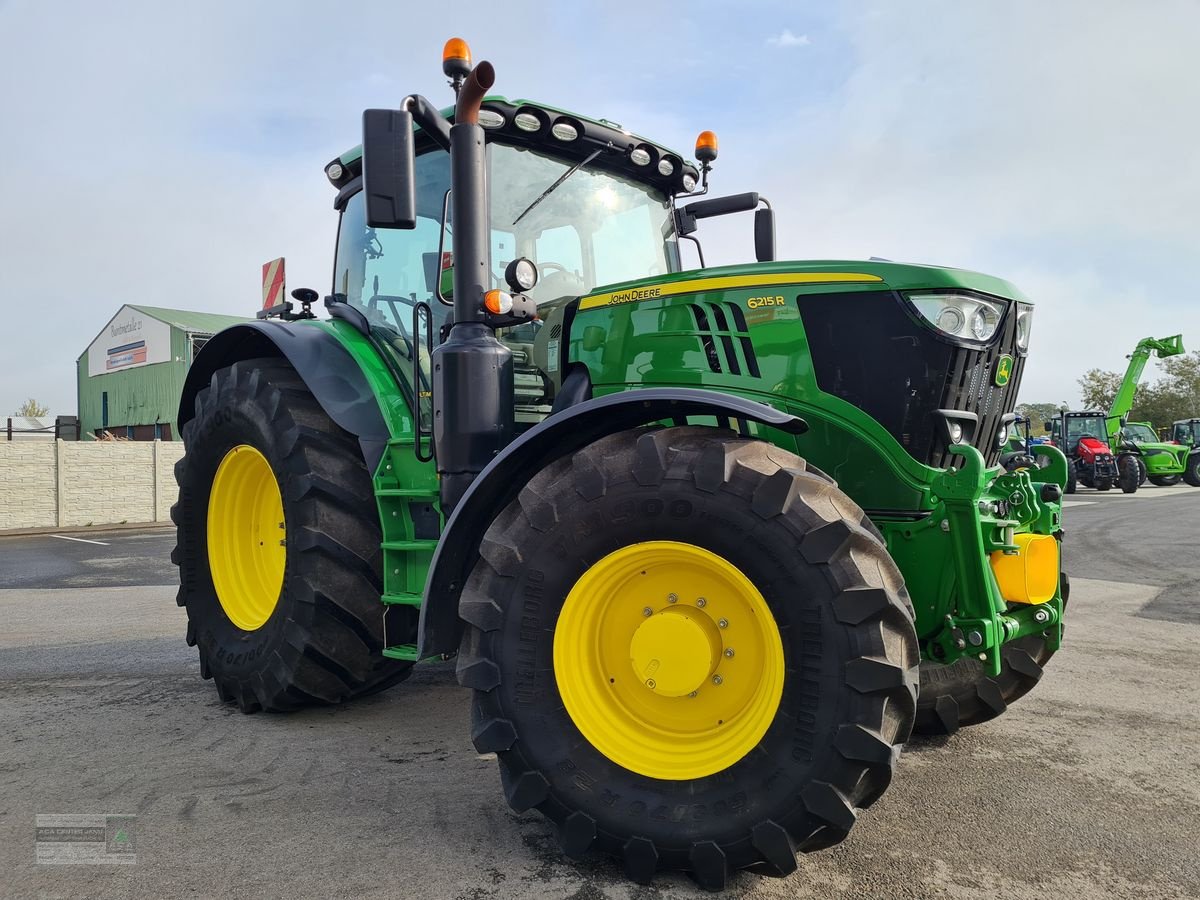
[{"xmin": 686, "ymin": 302, "xmax": 762, "ymax": 378}]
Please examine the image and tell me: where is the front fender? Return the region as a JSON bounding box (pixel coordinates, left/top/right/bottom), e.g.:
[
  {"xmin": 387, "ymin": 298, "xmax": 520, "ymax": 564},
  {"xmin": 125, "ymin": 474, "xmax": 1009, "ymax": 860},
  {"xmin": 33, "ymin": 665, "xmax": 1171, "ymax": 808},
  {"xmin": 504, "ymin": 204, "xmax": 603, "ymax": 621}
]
[
  {"xmin": 178, "ymin": 321, "xmax": 392, "ymax": 472},
  {"xmin": 417, "ymin": 387, "xmax": 807, "ymax": 657}
]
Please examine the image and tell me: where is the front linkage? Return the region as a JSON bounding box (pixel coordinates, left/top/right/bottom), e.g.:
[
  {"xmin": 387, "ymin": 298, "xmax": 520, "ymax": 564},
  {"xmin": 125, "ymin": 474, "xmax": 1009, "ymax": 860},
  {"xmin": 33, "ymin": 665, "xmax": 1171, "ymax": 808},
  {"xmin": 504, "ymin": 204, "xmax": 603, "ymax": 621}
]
[{"xmin": 926, "ymin": 443, "xmax": 1067, "ymax": 676}]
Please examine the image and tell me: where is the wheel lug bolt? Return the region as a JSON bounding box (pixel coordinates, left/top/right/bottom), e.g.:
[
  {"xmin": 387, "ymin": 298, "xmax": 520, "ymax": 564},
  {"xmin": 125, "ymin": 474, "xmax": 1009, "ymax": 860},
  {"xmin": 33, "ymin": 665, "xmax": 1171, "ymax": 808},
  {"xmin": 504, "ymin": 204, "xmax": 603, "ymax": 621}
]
[
  {"xmin": 688, "ymin": 691, "xmax": 698, "ymax": 698},
  {"xmin": 712, "ymin": 675, "xmax": 723, "ymax": 685},
  {"xmin": 646, "ymin": 679, "xmax": 656, "ymax": 689},
  {"xmin": 718, "ymin": 618, "xmax": 728, "ymax": 629},
  {"xmin": 668, "ymin": 593, "xmax": 678, "ymax": 604},
  {"xmin": 724, "ymin": 648, "xmax": 734, "ymax": 658},
  {"xmin": 696, "ymin": 598, "xmax": 707, "ymax": 608},
  {"xmin": 642, "ymin": 607, "xmax": 653, "ymax": 617}
]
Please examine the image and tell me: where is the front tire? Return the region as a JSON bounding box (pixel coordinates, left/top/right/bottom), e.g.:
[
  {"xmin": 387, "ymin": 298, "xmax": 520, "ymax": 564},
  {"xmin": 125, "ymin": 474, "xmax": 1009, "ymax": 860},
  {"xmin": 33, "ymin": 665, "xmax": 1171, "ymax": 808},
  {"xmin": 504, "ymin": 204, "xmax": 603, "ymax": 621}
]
[
  {"xmin": 915, "ymin": 637, "xmax": 1052, "ymax": 735},
  {"xmin": 457, "ymin": 427, "xmax": 918, "ymax": 888},
  {"xmin": 172, "ymin": 358, "xmax": 414, "ymax": 712},
  {"xmin": 1118, "ymin": 456, "xmax": 1139, "ymax": 493},
  {"xmin": 914, "ymin": 573, "xmax": 1068, "ymax": 735},
  {"xmin": 1185, "ymin": 455, "xmax": 1200, "ymax": 487}
]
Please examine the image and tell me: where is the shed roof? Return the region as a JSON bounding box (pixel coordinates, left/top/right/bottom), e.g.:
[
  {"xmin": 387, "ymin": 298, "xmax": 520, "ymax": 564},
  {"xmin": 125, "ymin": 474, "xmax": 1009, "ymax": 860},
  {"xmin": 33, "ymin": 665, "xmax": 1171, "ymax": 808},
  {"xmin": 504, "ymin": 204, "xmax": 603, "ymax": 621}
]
[{"xmin": 128, "ymin": 305, "xmax": 250, "ymax": 334}]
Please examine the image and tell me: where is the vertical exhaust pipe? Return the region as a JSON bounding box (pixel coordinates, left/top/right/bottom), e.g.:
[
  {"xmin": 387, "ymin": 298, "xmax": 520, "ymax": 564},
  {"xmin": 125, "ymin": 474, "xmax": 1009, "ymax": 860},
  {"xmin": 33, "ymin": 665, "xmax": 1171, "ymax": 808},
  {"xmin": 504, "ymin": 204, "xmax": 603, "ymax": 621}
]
[{"xmin": 431, "ymin": 61, "xmax": 515, "ymax": 513}]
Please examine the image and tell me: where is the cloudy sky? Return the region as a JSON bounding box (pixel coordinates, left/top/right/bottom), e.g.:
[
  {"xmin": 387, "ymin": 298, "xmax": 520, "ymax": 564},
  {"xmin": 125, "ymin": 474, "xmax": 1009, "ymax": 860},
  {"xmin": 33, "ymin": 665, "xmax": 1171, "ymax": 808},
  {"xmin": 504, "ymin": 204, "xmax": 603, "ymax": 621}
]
[{"xmin": 1, "ymin": 0, "xmax": 1197, "ymax": 417}]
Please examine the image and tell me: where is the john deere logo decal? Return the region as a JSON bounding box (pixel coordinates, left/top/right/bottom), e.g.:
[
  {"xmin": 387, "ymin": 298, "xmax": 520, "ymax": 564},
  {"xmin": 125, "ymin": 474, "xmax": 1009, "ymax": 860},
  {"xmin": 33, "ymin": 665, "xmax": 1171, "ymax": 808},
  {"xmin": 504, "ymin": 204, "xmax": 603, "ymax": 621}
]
[{"xmin": 994, "ymin": 355, "xmax": 1014, "ymax": 387}]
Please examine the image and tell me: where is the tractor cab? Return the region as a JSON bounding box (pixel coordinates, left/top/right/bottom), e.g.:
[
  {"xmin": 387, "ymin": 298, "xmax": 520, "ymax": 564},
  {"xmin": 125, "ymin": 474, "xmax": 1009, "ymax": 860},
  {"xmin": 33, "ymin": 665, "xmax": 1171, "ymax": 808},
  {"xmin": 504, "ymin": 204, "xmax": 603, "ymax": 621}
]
[
  {"xmin": 328, "ymin": 100, "xmax": 723, "ymax": 425},
  {"xmin": 1119, "ymin": 421, "xmax": 1159, "ymax": 445},
  {"xmin": 1172, "ymin": 418, "xmax": 1200, "ymax": 445},
  {"xmin": 1050, "ymin": 411, "xmax": 1108, "ymax": 453}
]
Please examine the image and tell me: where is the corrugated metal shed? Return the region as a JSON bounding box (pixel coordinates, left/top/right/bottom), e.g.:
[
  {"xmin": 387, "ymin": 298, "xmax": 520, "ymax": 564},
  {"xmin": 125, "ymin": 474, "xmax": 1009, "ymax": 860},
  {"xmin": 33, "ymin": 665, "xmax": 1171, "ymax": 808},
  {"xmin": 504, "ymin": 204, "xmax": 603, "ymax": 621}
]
[
  {"xmin": 76, "ymin": 305, "xmax": 249, "ymax": 441},
  {"xmin": 127, "ymin": 305, "xmax": 252, "ymax": 335}
]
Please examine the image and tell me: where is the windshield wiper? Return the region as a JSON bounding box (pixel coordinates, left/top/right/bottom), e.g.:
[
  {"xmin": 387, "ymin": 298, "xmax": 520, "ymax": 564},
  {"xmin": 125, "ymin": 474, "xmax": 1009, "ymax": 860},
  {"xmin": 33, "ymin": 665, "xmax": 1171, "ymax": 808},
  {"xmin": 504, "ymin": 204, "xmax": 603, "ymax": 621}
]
[{"xmin": 512, "ymin": 146, "xmax": 607, "ymax": 226}]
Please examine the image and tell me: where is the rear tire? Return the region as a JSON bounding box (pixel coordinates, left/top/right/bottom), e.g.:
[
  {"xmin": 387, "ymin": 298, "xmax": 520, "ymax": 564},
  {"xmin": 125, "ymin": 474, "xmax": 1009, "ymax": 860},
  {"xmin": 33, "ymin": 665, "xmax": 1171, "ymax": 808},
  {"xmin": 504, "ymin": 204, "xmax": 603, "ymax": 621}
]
[
  {"xmin": 1149, "ymin": 474, "xmax": 1181, "ymax": 487},
  {"xmin": 1096, "ymin": 476, "xmax": 1112, "ymax": 491},
  {"xmin": 172, "ymin": 358, "xmax": 413, "ymax": 712},
  {"xmin": 457, "ymin": 427, "xmax": 918, "ymax": 888}
]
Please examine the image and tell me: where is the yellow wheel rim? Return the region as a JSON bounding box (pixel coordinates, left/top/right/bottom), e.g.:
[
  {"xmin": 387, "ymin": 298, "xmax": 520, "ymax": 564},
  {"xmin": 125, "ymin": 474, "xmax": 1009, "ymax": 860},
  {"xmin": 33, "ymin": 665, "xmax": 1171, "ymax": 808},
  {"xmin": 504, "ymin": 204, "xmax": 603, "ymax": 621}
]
[
  {"xmin": 553, "ymin": 541, "xmax": 785, "ymax": 780},
  {"xmin": 206, "ymin": 444, "xmax": 286, "ymax": 632}
]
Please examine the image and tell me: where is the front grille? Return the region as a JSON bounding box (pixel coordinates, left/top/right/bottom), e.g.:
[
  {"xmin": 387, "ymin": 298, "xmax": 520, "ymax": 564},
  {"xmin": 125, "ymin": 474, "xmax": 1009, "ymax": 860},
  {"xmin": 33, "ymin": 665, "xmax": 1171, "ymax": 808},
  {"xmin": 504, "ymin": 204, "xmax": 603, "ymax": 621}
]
[
  {"xmin": 932, "ymin": 310, "xmax": 1024, "ymax": 468},
  {"xmin": 795, "ymin": 290, "xmax": 1023, "ymax": 468}
]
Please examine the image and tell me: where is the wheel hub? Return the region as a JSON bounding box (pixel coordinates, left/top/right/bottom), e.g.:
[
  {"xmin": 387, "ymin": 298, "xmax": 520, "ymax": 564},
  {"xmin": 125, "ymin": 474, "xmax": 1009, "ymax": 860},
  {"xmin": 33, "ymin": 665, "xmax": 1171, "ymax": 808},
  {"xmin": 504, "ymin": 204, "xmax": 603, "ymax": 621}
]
[
  {"xmin": 553, "ymin": 541, "xmax": 785, "ymax": 780},
  {"xmin": 207, "ymin": 444, "xmax": 286, "ymax": 632},
  {"xmin": 629, "ymin": 607, "xmax": 720, "ymax": 697}
]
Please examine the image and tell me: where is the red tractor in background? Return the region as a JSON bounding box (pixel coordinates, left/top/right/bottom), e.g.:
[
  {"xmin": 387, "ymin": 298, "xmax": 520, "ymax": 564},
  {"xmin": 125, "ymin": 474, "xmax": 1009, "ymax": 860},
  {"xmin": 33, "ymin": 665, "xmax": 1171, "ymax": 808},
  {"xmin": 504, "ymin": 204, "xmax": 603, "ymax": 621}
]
[{"xmin": 1049, "ymin": 410, "xmax": 1124, "ymax": 493}]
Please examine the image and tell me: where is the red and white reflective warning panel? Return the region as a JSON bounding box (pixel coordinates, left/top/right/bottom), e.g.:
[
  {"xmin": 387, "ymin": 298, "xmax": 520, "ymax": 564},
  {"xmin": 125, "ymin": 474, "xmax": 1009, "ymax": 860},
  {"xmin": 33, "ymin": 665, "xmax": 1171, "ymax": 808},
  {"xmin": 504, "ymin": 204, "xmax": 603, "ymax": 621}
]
[{"xmin": 262, "ymin": 257, "xmax": 286, "ymax": 310}]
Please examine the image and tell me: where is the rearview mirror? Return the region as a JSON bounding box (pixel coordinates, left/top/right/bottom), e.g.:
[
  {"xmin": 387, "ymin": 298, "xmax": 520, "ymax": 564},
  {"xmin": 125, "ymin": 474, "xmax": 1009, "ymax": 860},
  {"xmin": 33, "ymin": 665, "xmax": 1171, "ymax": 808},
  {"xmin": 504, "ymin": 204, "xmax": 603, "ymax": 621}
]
[
  {"xmin": 361, "ymin": 109, "xmax": 416, "ymax": 229},
  {"xmin": 754, "ymin": 207, "xmax": 775, "ymax": 262},
  {"xmin": 1043, "ymin": 423, "xmax": 1052, "ymax": 433}
]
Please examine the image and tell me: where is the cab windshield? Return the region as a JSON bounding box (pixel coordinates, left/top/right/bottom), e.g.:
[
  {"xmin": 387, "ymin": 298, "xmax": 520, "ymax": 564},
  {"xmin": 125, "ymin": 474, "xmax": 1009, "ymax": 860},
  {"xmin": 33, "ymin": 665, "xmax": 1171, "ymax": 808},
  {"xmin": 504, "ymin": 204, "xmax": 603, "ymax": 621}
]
[
  {"xmin": 487, "ymin": 143, "xmax": 677, "ymax": 305},
  {"xmin": 1123, "ymin": 423, "xmax": 1157, "ymax": 443},
  {"xmin": 1065, "ymin": 417, "xmax": 1107, "ymax": 444}
]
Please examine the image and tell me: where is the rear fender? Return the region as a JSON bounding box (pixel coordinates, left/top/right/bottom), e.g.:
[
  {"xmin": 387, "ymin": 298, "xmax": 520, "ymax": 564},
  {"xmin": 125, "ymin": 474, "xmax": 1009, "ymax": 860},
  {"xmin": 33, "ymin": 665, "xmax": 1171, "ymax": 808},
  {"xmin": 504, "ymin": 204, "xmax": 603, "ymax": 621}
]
[
  {"xmin": 417, "ymin": 388, "xmax": 807, "ymax": 657},
  {"xmin": 178, "ymin": 321, "xmax": 392, "ymax": 472}
]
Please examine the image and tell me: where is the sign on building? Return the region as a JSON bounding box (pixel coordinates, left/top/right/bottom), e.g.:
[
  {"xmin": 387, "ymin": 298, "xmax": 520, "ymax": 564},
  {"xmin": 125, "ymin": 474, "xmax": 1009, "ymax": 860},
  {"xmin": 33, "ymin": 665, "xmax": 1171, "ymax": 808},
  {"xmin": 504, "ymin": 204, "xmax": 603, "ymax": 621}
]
[{"xmin": 86, "ymin": 306, "xmax": 172, "ymax": 378}]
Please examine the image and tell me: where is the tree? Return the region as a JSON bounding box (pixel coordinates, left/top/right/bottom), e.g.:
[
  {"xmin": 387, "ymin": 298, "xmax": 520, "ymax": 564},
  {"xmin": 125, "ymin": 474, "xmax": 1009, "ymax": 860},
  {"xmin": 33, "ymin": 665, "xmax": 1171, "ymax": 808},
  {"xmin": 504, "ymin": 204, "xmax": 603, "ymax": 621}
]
[
  {"xmin": 1076, "ymin": 369, "xmax": 1123, "ymax": 412},
  {"xmin": 1015, "ymin": 402, "xmax": 1069, "ymax": 432},
  {"xmin": 14, "ymin": 398, "xmax": 49, "ymax": 417}
]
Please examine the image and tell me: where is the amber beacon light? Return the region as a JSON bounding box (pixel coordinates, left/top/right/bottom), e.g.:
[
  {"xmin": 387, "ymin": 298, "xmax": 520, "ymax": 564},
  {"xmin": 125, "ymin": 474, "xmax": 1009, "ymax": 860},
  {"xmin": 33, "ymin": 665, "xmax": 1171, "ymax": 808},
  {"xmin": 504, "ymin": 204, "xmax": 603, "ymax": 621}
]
[{"xmin": 443, "ymin": 37, "xmax": 473, "ymax": 80}]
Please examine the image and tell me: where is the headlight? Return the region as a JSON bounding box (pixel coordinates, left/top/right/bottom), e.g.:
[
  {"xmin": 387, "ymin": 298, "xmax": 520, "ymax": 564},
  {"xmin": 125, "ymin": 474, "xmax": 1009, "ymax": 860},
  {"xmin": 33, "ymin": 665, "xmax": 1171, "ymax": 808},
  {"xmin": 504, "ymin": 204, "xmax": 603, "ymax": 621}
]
[
  {"xmin": 1015, "ymin": 302, "xmax": 1033, "ymax": 352},
  {"xmin": 948, "ymin": 422, "xmax": 963, "ymax": 443},
  {"xmin": 908, "ymin": 292, "xmax": 1006, "ymax": 343},
  {"xmin": 505, "ymin": 257, "xmax": 538, "ymax": 293}
]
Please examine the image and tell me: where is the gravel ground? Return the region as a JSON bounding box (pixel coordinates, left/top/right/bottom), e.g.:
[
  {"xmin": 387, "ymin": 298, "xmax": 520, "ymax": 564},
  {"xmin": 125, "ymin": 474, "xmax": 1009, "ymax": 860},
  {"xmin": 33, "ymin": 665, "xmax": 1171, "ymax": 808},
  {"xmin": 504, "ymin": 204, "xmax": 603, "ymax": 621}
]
[{"xmin": 1, "ymin": 487, "xmax": 1197, "ymax": 899}]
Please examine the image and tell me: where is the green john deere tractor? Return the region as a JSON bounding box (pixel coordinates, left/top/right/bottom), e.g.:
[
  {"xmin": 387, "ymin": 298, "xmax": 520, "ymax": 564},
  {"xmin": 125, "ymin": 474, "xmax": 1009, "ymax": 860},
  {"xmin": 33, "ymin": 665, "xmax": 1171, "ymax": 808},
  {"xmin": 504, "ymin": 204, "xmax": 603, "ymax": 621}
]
[{"xmin": 173, "ymin": 40, "xmax": 1068, "ymax": 889}]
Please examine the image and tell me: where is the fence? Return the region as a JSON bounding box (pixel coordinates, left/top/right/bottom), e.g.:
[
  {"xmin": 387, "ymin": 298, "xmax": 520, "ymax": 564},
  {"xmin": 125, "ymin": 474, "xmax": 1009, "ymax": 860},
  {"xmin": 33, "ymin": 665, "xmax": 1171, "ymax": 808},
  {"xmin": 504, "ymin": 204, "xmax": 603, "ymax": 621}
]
[
  {"xmin": 0, "ymin": 440, "xmax": 185, "ymax": 531},
  {"xmin": 4, "ymin": 416, "xmax": 80, "ymax": 441}
]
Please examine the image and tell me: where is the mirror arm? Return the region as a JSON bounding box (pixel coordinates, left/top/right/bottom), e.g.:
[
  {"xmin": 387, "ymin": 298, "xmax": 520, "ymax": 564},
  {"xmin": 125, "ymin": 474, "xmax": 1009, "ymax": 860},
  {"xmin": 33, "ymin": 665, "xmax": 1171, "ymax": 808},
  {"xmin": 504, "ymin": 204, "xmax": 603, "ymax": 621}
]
[{"xmin": 402, "ymin": 95, "xmax": 451, "ymax": 152}]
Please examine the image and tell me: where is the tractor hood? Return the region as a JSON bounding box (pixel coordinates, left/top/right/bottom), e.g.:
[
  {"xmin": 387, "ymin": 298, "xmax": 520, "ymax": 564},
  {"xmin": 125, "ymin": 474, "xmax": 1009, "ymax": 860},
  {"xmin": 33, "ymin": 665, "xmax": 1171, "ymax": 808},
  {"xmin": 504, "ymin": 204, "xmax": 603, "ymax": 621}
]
[{"xmin": 576, "ymin": 260, "xmax": 1029, "ymax": 312}]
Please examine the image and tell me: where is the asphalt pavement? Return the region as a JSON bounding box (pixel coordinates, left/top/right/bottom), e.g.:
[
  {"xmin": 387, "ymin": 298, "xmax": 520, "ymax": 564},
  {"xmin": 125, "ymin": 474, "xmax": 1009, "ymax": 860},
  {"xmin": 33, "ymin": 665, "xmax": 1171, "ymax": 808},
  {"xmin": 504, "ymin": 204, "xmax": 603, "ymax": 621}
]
[{"xmin": 1, "ymin": 488, "xmax": 1198, "ymax": 899}]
